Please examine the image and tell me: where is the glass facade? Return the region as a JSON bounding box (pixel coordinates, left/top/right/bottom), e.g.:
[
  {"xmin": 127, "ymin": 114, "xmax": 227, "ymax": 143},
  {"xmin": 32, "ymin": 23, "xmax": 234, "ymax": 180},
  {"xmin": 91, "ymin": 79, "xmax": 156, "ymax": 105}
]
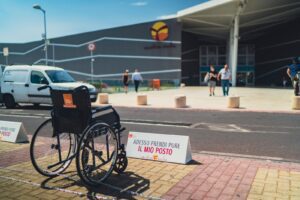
[
  {"xmin": 199, "ymin": 45, "xmax": 255, "ymax": 86},
  {"xmin": 199, "ymin": 46, "xmax": 226, "ymax": 66}
]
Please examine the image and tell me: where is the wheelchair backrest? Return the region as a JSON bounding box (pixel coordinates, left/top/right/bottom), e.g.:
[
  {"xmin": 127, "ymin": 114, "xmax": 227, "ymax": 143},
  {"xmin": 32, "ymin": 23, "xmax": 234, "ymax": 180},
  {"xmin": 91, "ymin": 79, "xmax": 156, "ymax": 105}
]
[{"xmin": 50, "ymin": 86, "xmax": 92, "ymax": 135}]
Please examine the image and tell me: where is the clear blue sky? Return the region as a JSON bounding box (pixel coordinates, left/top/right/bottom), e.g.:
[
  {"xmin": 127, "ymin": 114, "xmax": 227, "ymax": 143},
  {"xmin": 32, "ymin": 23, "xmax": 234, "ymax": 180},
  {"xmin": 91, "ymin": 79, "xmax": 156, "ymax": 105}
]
[{"xmin": 0, "ymin": 0, "xmax": 207, "ymax": 43}]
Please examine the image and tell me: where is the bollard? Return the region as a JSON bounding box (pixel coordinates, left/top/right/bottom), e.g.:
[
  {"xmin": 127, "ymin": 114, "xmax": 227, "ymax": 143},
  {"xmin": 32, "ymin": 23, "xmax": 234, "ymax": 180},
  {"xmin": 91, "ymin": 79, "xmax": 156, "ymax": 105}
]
[
  {"xmin": 98, "ymin": 93, "xmax": 109, "ymax": 104},
  {"xmin": 137, "ymin": 94, "xmax": 147, "ymax": 105},
  {"xmin": 227, "ymin": 96, "xmax": 240, "ymax": 108},
  {"xmin": 175, "ymin": 95, "xmax": 186, "ymax": 108},
  {"xmin": 291, "ymin": 96, "xmax": 300, "ymax": 110},
  {"xmin": 180, "ymin": 83, "xmax": 186, "ymax": 88}
]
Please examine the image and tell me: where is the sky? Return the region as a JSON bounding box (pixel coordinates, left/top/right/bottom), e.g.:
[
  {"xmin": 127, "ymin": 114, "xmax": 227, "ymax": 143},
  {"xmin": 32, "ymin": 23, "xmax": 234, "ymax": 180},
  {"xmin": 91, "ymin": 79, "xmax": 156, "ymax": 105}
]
[{"xmin": 0, "ymin": 0, "xmax": 207, "ymax": 43}]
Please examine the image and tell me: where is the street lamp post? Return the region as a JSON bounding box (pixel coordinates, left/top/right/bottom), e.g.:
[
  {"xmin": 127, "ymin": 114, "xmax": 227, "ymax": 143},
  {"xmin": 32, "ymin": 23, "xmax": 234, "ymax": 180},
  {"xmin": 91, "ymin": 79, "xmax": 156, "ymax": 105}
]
[{"xmin": 33, "ymin": 4, "xmax": 48, "ymax": 65}]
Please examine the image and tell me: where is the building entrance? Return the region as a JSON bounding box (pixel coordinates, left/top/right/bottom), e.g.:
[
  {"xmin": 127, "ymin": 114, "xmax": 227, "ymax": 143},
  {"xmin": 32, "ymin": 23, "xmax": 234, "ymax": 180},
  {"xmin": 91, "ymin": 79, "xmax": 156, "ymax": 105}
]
[{"xmin": 199, "ymin": 44, "xmax": 255, "ymax": 86}]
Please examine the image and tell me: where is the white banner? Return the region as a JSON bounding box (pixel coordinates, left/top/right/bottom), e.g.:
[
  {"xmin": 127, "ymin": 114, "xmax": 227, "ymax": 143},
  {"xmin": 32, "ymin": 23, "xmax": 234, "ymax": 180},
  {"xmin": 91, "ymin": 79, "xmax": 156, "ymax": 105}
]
[
  {"xmin": 126, "ymin": 131, "xmax": 192, "ymax": 164},
  {"xmin": 3, "ymin": 47, "xmax": 9, "ymax": 56},
  {"xmin": 0, "ymin": 121, "xmax": 29, "ymax": 143}
]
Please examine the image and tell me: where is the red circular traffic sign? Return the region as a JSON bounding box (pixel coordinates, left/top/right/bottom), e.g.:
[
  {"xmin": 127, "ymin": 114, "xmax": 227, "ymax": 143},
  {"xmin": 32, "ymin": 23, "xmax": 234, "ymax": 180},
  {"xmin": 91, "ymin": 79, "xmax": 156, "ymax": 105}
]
[{"xmin": 88, "ymin": 43, "xmax": 96, "ymax": 51}]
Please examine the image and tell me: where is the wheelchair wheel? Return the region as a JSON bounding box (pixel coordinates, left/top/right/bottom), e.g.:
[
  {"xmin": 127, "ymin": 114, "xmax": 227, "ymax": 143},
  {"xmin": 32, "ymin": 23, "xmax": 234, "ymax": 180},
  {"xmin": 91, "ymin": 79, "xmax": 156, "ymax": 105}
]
[
  {"xmin": 30, "ymin": 119, "xmax": 77, "ymax": 177},
  {"xmin": 76, "ymin": 121, "xmax": 118, "ymax": 186},
  {"xmin": 113, "ymin": 151, "xmax": 128, "ymax": 174}
]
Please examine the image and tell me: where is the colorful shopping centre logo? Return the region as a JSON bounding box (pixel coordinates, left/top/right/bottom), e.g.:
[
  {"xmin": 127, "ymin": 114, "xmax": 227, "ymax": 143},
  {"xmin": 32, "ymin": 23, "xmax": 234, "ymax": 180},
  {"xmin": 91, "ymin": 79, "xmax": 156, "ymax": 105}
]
[{"xmin": 150, "ymin": 21, "xmax": 169, "ymax": 41}]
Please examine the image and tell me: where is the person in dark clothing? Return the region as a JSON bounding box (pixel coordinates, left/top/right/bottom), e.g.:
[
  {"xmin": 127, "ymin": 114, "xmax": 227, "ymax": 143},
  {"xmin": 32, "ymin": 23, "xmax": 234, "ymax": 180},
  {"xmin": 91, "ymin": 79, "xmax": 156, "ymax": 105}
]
[
  {"xmin": 208, "ymin": 65, "xmax": 218, "ymax": 96},
  {"xmin": 287, "ymin": 57, "xmax": 300, "ymax": 96},
  {"xmin": 122, "ymin": 69, "xmax": 129, "ymax": 93}
]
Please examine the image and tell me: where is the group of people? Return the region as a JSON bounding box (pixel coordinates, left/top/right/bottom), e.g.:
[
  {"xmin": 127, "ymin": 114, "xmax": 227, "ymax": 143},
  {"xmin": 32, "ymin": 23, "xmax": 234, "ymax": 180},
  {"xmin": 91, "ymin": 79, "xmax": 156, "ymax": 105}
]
[
  {"xmin": 206, "ymin": 64, "xmax": 232, "ymax": 96},
  {"xmin": 122, "ymin": 58, "xmax": 299, "ymax": 96},
  {"xmin": 122, "ymin": 69, "xmax": 143, "ymax": 93}
]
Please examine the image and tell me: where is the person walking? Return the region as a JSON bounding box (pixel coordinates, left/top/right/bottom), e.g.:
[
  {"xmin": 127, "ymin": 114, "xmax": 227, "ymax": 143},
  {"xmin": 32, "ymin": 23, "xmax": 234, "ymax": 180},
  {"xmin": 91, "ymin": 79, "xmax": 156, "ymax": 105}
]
[
  {"xmin": 208, "ymin": 65, "xmax": 218, "ymax": 96},
  {"xmin": 122, "ymin": 69, "xmax": 129, "ymax": 93},
  {"xmin": 286, "ymin": 57, "xmax": 300, "ymax": 96},
  {"xmin": 132, "ymin": 69, "xmax": 143, "ymax": 92},
  {"xmin": 218, "ymin": 64, "xmax": 231, "ymax": 96}
]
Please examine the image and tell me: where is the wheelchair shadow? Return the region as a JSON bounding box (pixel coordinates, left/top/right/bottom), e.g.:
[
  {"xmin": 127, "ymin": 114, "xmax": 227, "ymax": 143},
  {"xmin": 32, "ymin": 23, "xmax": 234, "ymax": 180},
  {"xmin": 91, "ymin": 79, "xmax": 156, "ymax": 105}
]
[{"xmin": 40, "ymin": 171, "xmax": 150, "ymax": 200}]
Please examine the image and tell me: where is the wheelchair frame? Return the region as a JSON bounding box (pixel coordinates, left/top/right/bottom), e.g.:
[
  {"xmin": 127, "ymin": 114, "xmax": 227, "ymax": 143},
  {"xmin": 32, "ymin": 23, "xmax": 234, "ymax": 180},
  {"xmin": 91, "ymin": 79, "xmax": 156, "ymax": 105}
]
[{"xmin": 30, "ymin": 85, "xmax": 128, "ymax": 186}]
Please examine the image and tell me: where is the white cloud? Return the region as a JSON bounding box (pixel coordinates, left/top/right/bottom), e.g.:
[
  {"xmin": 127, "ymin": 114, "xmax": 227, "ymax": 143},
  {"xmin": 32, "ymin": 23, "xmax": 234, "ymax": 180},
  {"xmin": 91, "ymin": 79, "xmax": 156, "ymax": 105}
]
[
  {"xmin": 131, "ymin": 1, "xmax": 148, "ymax": 6},
  {"xmin": 156, "ymin": 14, "xmax": 177, "ymax": 20}
]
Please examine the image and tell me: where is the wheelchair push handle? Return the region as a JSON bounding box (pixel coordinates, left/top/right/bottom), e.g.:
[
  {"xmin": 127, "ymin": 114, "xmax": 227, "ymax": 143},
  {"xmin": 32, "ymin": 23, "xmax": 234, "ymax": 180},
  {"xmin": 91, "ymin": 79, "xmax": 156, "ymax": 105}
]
[{"xmin": 73, "ymin": 85, "xmax": 89, "ymax": 93}]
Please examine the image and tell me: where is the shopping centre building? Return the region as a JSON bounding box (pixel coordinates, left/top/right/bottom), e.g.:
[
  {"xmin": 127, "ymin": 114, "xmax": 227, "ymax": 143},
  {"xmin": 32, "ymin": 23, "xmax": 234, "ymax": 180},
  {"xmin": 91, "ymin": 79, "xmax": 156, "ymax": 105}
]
[{"xmin": 0, "ymin": 0, "xmax": 299, "ymax": 86}]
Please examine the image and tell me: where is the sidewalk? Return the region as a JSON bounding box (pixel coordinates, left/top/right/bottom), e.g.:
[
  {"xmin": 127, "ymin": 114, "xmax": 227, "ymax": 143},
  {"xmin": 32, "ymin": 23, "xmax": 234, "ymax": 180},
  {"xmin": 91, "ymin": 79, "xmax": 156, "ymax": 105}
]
[
  {"xmin": 1, "ymin": 140, "xmax": 300, "ymax": 200},
  {"xmin": 1, "ymin": 87, "xmax": 299, "ymax": 199},
  {"xmin": 93, "ymin": 87, "xmax": 300, "ymax": 113}
]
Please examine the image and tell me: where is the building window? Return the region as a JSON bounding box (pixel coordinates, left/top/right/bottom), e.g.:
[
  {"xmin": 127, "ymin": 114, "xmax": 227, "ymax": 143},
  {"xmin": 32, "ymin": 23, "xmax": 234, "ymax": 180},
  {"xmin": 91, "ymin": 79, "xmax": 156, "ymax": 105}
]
[
  {"xmin": 208, "ymin": 56, "xmax": 217, "ymax": 65},
  {"xmin": 238, "ymin": 44, "xmax": 255, "ymax": 66},
  {"xmin": 218, "ymin": 56, "xmax": 226, "ymax": 65},
  {"xmin": 200, "ymin": 46, "xmax": 207, "ymax": 56},
  {"xmin": 208, "ymin": 46, "xmax": 217, "ymax": 55},
  {"xmin": 200, "ymin": 57, "xmax": 207, "ymax": 65},
  {"xmin": 199, "ymin": 45, "xmax": 227, "ymax": 67},
  {"xmin": 238, "ymin": 56, "xmax": 247, "ymax": 65}
]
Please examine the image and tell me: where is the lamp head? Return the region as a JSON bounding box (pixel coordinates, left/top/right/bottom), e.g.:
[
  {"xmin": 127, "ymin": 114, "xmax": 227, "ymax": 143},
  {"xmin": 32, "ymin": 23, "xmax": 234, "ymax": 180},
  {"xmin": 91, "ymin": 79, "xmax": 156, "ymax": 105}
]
[{"xmin": 33, "ymin": 4, "xmax": 41, "ymax": 10}]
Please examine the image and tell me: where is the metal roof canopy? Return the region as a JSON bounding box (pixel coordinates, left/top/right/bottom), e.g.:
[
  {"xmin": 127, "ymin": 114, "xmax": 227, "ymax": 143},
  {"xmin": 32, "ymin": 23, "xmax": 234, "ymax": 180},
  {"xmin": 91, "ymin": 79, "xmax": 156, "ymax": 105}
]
[{"xmin": 177, "ymin": 0, "xmax": 300, "ymax": 41}]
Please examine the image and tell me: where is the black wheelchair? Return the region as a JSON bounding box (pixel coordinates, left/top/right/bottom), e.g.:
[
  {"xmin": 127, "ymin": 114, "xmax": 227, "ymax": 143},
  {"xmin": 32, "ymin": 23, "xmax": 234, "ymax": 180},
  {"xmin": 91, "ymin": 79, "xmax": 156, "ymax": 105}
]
[{"xmin": 30, "ymin": 85, "xmax": 128, "ymax": 186}]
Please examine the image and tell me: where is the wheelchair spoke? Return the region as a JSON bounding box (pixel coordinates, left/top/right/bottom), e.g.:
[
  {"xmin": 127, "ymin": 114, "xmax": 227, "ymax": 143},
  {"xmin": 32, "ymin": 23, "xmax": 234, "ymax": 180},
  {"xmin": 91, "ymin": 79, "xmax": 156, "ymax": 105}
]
[
  {"xmin": 76, "ymin": 122, "xmax": 118, "ymax": 185},
  {"xmin": 30, "ymin": 119, "xmax": 77, "ymax": 177}
]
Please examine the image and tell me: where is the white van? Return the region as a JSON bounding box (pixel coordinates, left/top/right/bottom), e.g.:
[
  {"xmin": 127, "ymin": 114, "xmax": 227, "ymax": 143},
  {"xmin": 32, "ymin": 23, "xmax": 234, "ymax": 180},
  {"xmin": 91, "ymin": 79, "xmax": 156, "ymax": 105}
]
[
  {"xmin": 0, "ymin": 65, "xmax": 5, "ymax": 103},
  {"xmin": 0, "ymin": 65, "xmax": 97, "ymax": 108}
]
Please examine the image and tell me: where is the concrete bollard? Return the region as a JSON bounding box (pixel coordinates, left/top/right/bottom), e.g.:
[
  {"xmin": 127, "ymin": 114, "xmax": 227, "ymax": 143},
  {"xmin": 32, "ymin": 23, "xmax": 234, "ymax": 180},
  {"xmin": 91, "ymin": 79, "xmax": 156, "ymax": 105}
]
[
  {"xmin": 227, "ymin": 96, "xmax": 240, "ymax": 108},
  {"xmin": 180, "ymin": 83, "xmax": 186, "ymax": 88},
  {"xmin": 137, "ymin": 94, "xmax": 147, "ymax": 105},
  {"xmin": 291, "ymin": 96, "xmax": 300, "ymax": 110},
  {"xmin": 98, "ymin": 93, "xmax": 109, "ymax": 104},
  {"xmin": 175, "ymin": 95, "xmax": 186, "ymax": 108}
]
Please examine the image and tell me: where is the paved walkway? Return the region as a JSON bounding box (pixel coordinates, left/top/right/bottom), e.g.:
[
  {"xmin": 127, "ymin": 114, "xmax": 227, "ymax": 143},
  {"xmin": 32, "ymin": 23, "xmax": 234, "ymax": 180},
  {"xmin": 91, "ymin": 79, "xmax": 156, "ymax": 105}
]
[
  {"xmin": 1, "ymin": 87, "xmax": 300, "ymax": 199},
  {"xmin": 1, "ymin": 140, "xmax": 300, "ymax": 200},
  {"xmin": 94, "ymin": 87, "xmax": 300, "ymax": 113}
]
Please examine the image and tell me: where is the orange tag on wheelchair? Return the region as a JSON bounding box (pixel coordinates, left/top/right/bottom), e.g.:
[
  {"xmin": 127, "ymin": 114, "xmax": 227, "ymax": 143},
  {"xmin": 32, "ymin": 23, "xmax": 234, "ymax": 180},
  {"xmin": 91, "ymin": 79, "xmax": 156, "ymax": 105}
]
[{"xmin": 63, "ymin": 93, "xmax": 77, "ymax": 108}]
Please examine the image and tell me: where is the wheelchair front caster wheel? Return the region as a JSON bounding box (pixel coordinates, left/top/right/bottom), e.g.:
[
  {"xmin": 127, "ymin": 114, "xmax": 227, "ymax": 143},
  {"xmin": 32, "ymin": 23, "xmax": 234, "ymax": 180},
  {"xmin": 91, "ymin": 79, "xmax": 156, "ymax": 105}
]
[{"xmin": 113, "ymin": 151, "xmax": 128, "ymax": 174}]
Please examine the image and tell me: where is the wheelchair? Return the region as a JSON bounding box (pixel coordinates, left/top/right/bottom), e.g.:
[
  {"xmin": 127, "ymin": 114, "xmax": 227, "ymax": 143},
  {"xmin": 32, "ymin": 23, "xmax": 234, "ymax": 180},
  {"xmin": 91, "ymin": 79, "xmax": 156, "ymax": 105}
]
[{"xmin": 30, "ymin": 85, "xmax": 128, "ymax": 186}]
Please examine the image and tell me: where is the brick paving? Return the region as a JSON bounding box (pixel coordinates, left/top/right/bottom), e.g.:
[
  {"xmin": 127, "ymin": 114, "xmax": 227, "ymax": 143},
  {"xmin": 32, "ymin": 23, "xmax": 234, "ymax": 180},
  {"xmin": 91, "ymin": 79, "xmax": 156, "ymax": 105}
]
[
  {"xmin": 162, "ymin": 155, "xmax": 300, "ymax": 200},
  {"xmin": 1, "ymin": 140, "xmax": 300, "ymax": 199}
]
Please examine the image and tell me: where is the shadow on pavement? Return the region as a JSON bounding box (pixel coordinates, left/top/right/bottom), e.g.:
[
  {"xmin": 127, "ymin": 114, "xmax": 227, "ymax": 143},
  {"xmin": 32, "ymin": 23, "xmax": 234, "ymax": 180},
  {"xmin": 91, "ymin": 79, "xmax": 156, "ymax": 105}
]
[
  {"xmin": 187, "ymin": 159, "xmax": 202, "ymax": 165},
  {"xmin": 40, "ymin": 170, "xmax": 150, "ymax": 200}
]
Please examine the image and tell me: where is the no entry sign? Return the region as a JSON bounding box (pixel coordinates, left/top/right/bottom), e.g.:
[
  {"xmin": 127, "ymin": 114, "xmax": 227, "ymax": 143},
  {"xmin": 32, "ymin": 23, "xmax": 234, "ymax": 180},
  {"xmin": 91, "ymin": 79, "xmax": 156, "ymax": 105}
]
[{"xmin": 88, "ymin": 43, "xmax": 96, "ymax": 51}]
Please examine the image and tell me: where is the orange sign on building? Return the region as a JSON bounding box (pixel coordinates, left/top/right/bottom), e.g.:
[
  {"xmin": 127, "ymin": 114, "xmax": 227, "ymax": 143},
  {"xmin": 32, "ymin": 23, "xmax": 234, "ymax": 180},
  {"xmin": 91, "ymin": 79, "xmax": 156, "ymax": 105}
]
[{"xmin": 150, "ymin": 21, "xmax": 169, "ymax": 41}]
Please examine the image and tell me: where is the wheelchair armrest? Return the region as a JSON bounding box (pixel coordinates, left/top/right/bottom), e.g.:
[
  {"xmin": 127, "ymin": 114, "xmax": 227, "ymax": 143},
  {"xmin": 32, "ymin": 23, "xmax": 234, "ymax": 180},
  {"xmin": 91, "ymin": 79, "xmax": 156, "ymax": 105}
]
[{"xmin": 92, "ymin": 105, "xmax": 113, "ymax": 114}]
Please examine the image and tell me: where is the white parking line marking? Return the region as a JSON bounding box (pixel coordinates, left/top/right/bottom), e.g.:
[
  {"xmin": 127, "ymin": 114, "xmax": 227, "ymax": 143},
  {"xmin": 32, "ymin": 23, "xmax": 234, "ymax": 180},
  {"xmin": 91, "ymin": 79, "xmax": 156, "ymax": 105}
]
[{"xmin": 0, "ymin": 114, "xmax": 49, "ymax": 119}]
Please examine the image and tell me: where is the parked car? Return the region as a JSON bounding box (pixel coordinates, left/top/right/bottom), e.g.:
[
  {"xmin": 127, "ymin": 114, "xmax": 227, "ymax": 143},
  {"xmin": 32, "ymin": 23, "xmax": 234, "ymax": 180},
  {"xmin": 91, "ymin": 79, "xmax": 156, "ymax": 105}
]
[
  {"xmin": 0, "ymin": 65, "xmax": 6, "ymax": 104},
  {"xmin": 0, "ymin": 65, "xmax": 97, "ymax": 108}
]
